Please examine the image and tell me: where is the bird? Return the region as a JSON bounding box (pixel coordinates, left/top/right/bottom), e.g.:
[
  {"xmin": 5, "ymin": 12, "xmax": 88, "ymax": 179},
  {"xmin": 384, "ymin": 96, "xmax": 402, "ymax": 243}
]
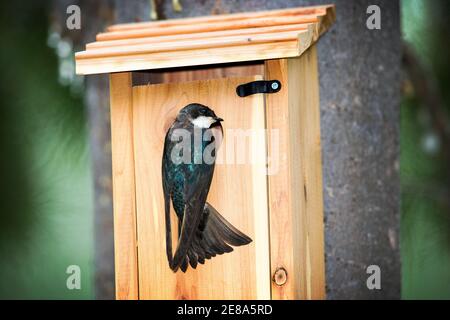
[{"xmin": 162, "ymin": 103, "xmax": 252, "ymax": 272}]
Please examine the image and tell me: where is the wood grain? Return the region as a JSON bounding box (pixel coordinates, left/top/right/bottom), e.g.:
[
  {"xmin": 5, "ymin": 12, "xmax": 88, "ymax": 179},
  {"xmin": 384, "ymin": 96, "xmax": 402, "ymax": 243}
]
[
  {"xmin": 96, "ymin": 15, "xmax": 319, "ymax": 41},
  {"xmin": 77, "ymin": 30, "xmax": 309, "ymax": 59},
  {"xmin": 160, "ymin": 64, "xmax": 265, "ymax": 84},
  {"xmin": 107, "ymin": 5, "xmax": 332, "ymax": 31},
  {"xmin": 86, "ymin": 24, "xmax": 310, "ymax": 50},
  {"xmin": 291, "ymin": 46, "xmax": 326, "ymax": 300},
  {"xmin": 74, "ymin": 5, "xmax": 335, "ymax": 75},
  {"xmin": 109, "ymin": 72, "xmax": 139, "ymax": 300},
  {"xmin": 265, "ymin": 46, "xmax": 325, "ymax": 300},
  {"xmin": 132, "ymin": 77, "xmax": 271, "ymax": 299},
  {"xmin": 76, "ymin": 40, "xmax": 301, "ymax": 75}
]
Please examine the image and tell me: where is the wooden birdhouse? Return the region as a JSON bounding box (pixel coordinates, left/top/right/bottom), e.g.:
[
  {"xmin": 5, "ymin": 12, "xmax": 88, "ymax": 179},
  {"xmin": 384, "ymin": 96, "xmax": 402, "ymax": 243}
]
[{"xmin": 75, "ymin": 4, "xmax": 336, "ymax": 300}]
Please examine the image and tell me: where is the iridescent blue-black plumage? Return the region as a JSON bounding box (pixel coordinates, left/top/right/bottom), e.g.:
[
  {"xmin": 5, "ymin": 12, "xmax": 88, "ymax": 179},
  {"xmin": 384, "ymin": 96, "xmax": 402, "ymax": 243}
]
[{"xmin": 162, "ymin": 103, "xmax": 252, "ymax": 272}]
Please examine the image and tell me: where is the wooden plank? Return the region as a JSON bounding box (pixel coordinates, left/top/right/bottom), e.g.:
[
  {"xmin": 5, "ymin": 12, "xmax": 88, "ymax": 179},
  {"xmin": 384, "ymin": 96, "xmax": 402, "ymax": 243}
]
[
  {"xmin": 75, "ymin": 5, "xmax": 335, "ymax": 76},
  {"xmin": 76, "ymin": 33, "xmax": 312, "ymax": 75},
  {"xmin": 132, "ymin": 76, "xmax": 271, "ymax": 299},
  {"xmin": 265, "ymin": 58, "xmax": 297, "ymax": 299},
  {"xmin": 264, "ymin": 45, "xmax": 325, "ymax": 300},
  {"xmin": 161, "ymin": 63, "xmax": 265, "ymax": 84},
  {"xmin": 98, "ymin": 14, "xmax": 320, "ymax": 41},
  {"xmin": 291, "ymin": 46, "xmax": 326, "ymax": 300},
  {"xmin": 107, "ymin": 5, "xmax": 331, "ymax": 31},
  {"xmin": 78, "ymin": 30, "xmax": 309, "ymax": 59},
  {"xmin": 131, "ymin": 63, "xmax": 264, "ymax": 86},
  {"xmin": 109, "ymin": 72, "xmax": 139, "ymax": 300},
  {"xmin": 107, "ymin": 5, "xmax": 332, "ymax": 31},
  {"xmin": 86, "ymin": 24, "xmax": 310, "ymax": 50},
  {"xmin": 315, "ymin": 4, "xmax": 336, "ymax": 38}
]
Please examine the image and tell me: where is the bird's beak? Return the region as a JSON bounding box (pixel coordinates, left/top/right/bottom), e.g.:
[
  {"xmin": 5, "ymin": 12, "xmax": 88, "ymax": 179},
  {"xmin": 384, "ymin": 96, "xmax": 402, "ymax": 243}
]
[{"xmin": 215, "ymin": 117, "xmax": 224, "ymax": 122}]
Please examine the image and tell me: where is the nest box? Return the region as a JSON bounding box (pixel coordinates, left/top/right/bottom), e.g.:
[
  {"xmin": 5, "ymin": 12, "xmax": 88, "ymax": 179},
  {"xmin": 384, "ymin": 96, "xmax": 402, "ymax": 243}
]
[{"xmin": 75, "ymin": 4, "xmax": 336, "ymax": 300}]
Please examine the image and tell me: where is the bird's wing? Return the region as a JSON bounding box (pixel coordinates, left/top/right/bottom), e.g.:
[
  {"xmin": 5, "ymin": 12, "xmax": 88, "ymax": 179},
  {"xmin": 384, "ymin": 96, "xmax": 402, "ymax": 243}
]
[
  {"xmin": 170, "ymin": 163, "xmax": 214, "ymax": 272},
  {"xmin": 162, "ymin": 129, "xmax": 174, "ymax": 267}
]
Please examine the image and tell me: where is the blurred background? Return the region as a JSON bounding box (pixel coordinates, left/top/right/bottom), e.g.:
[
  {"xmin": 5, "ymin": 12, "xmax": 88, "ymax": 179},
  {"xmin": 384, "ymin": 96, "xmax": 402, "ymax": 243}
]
[
  {"xmin": 401, "ymin": 0, "xmax": 450, "ymax": 299},
  {"xmin": 0, "ymin": 0, "xmax": 448, "ymax": 299}
]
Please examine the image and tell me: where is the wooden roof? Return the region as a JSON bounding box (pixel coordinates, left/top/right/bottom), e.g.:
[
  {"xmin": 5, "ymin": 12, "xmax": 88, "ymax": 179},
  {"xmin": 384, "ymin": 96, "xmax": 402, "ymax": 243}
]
[{"xmin": 75, "ymin": 5, "xmax": 335, "ymax": 75}]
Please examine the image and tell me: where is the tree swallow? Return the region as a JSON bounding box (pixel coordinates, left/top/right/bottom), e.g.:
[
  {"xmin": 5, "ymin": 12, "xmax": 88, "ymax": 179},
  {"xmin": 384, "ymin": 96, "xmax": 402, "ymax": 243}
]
[{"xmin": 162, "ymin": 103, "xmax": 252, "ymax": 272}]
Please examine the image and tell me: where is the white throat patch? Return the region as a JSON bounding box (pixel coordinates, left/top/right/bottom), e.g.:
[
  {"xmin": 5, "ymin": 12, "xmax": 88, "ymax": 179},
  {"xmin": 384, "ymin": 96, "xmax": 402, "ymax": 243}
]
[{"xmin": 191, "ymin": 116, "xmax": 216, "ymax": 129}]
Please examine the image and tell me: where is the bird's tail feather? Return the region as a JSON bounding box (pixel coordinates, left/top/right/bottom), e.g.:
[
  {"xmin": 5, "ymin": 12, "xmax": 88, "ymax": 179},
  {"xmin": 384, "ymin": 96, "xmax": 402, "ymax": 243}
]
[
  {"xmin": 207, "ymin": 204, "xmax": 252, "ymax": 247},
  {"xmin": 178, "ymin": 202, "xmax": 252, "ymax": 272}
]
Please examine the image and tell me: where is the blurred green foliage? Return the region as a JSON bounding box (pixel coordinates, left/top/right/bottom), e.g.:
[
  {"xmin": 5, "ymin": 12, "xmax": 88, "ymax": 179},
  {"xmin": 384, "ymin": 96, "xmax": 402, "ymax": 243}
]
[
  {"xmin": 401, "ymin": 0, "xmax": 450, "ymax": 299},
  {"xmin": 0, "ymin": 2, "xmax": 93, "ymax": 299}
]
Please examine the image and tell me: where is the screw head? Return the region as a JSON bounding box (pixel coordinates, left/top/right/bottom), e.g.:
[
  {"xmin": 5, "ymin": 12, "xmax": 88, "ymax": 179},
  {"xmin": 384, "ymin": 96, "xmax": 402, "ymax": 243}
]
[{"xmin": 271, "ymin": 82, "xmax": 279, "ymax": 90}]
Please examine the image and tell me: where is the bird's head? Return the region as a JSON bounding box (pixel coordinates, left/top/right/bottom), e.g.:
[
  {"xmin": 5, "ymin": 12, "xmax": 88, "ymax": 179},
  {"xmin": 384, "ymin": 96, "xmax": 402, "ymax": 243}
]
[{"xmin": 177, "ymin": 103, "xmax": 223, "ymax": 129}]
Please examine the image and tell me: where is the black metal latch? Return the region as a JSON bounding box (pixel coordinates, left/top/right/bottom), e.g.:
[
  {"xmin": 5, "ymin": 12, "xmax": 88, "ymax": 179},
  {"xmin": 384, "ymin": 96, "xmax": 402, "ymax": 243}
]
[{"xmin": 236, "ymin": 80, "xmax": 281, "ymax": 97}]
